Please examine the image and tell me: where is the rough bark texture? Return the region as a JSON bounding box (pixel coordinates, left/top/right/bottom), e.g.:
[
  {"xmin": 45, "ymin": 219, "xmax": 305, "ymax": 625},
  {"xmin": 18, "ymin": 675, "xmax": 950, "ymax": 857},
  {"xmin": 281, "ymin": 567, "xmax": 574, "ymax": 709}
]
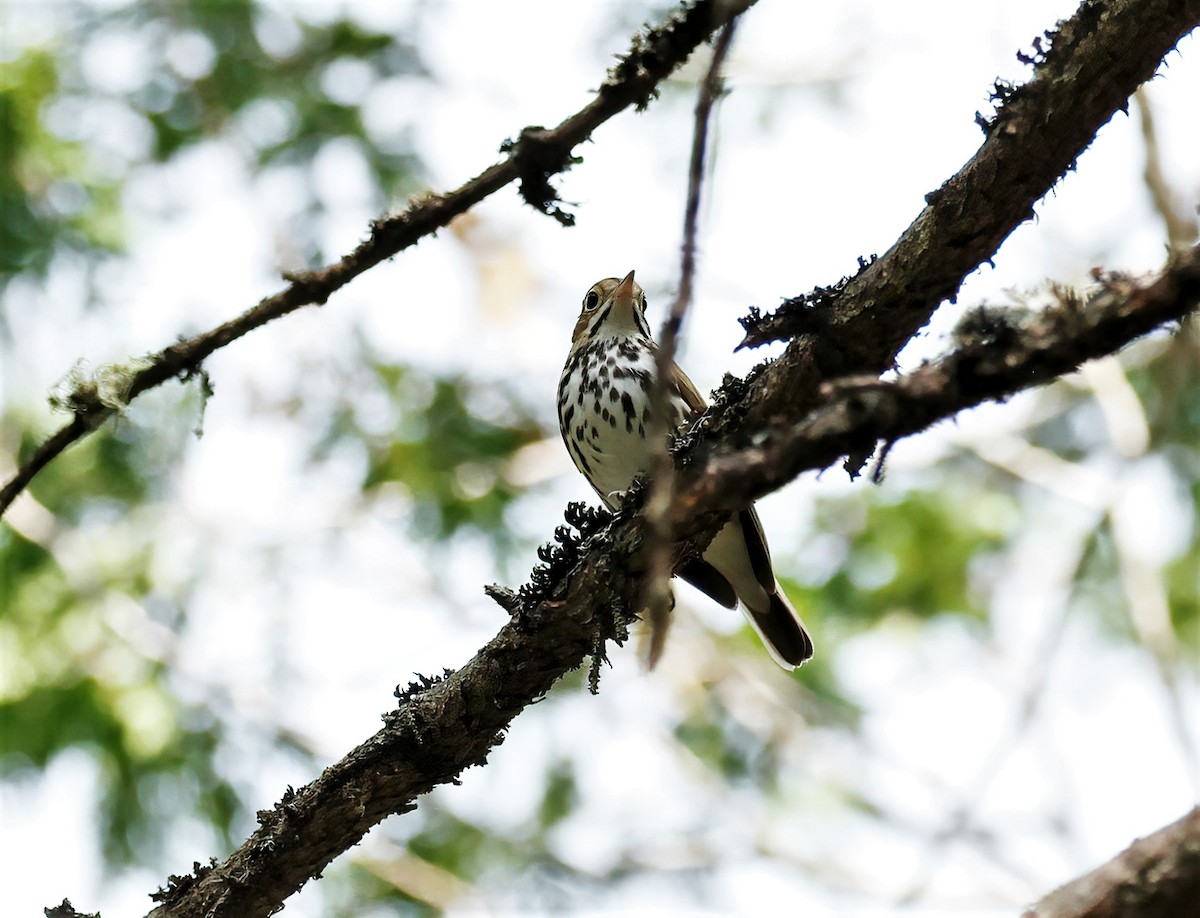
[
  {"xmin": 1024, "ymin": 808, "xmax": 1200, "ymax": 918},
  {"xmin": 147, "ymin": 602, "xmax": 603, "ymax": 916},
  {"xmin": 730, "ymin": 0, "xmax": 1200, "ymax": 437},
  {"xmin": 678, "ymin": 249, "xmax": 1200, "ymax": 520}
]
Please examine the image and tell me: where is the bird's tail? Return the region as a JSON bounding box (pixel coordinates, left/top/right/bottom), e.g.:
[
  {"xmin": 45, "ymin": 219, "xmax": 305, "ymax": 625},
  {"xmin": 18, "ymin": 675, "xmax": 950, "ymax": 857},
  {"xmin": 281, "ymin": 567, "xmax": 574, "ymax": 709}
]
[
  {"xmin": 681, "ymin": 509, "xmax": 814, "ymax": 669},
  {"xmin": 742, "ymin": 585, "xmax": 813, "ymax": 670}
]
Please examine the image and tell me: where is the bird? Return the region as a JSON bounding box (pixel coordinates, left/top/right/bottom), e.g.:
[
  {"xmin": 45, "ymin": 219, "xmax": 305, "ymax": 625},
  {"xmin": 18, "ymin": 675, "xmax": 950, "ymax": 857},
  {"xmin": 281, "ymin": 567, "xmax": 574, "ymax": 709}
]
[{"xmin": 557, "ymin": 270, "xmax": 813, "ymax": 669}]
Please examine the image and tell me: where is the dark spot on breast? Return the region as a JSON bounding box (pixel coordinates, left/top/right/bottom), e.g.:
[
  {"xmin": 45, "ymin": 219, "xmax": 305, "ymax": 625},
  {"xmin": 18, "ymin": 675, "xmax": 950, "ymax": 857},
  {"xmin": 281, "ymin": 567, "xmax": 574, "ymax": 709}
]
[
  {"xmin": 569, "ymin": 438, "xmax": 592, "ymax": 475},
  {"xmin": 620, "ymin": 393, "xmax": 636, "ymax": 433}
]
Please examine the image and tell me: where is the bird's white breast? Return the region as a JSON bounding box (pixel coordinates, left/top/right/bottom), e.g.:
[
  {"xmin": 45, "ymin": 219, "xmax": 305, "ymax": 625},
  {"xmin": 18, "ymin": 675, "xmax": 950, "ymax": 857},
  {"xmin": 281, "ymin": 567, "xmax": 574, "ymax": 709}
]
[{"xmin": 557, "ymin": 335, "xmax": 689, "ymax": 507}]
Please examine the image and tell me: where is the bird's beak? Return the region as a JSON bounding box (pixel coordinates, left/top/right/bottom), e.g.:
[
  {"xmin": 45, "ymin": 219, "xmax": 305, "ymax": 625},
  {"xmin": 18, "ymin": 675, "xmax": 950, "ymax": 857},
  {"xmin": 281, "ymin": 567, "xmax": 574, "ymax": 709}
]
[{"xmin": 613, "ymin": 270, "xmax": 637, "ymax": 311}]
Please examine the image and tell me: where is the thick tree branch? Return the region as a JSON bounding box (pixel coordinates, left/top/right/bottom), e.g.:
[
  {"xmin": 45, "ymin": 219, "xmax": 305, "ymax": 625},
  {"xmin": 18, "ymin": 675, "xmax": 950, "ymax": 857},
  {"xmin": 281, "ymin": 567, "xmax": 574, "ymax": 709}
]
[
  {"xmin": 1023, "ymin": 807, "xmax": 1200, "ymax": 918},
  {"xmin": 0, "ymin": 0, "xmax": 756, "ymax": 520},
  {"xmin": 676, "ymin": 247, "xmax": 1200, "ymax": 523},
  {"xmin": 144, "ymin": 236, "xmax": 1200, "ymax": 917},
  {"xmin": 728, "ymin": 0, "xmax": 1200, "ymax": 445}
]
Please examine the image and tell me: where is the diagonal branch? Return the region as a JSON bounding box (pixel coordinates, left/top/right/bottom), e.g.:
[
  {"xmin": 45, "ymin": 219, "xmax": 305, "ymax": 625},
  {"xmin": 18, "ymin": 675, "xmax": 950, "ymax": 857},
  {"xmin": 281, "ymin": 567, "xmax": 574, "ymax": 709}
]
[
  {"xmin": 727, "ymin": 0, "xmax": 1200, "ymax": 445},
  {"xmin": 0, "ymin": 0, "xmax": 757, "ymax": 520},
  {"xmin": 144, "ymin": 239, "xmax": 1200, "ymax": 917},
  {"xmin": 1023, "ymin": 806, "xmax": 1200, "ymax": 918},
  {"xmin": 678, "ymin": 247, "xmax": 1200, "ymax": 524}
]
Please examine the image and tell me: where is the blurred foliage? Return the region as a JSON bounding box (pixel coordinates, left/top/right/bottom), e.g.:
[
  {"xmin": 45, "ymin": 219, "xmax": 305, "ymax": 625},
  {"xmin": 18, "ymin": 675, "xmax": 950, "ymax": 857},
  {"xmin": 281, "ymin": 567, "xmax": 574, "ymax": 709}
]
[
  {"xmin": 675, "ymin": 696, "xmax": 776, "ymax": 784},
  {"xmin": 537, "ymin": 760, "xmax": 580, "ymax": 830},
  {"xmin": 1127, "ymin": 329, "xmax": 1200, "ymax": 644},
  {"xmin": 0, "ymin": 0, "xmax": 429, "ymax": 886},
  {"xmin": 0, "ymin": 507, "xmax": 237, "ymax": 862},
  {"xmin": 361, "ymin": 367, "xmax": 543, "ymax": 542},
  {"xmin": 0, "ymin": 0, "xmax": 424, "ymax": 303},
  {"xmin": 812, "ymin": 486, "xmax": 1012, "ymax": 629},
  {"xmin": 0, "ymin": 48, "xmax": 123, "ymax": 286},
  {"xmin": 1130, "ymin": 325, "xmax": 1200, "ymax": 451},
  {"xmin": 314, "ymin": 353, "xmax": 547, "ymax": 551},
  {"xmin": 406, "ymin": 810, "xmax": 522, "ymax": 880},
  {"xmin": 124, "ymin": 0, "xmax": 425, "ymax": 223},
  {"xmin": 0, "ymin": 397, "xmax": 234, "ymax": 869},
  {"xmin": 19, "ymin": 419, "xmax": 151, "ymax": 520},
  {"xmin": 1166, "ymin": 539, "xmax": 1200, "ymax": 646}
]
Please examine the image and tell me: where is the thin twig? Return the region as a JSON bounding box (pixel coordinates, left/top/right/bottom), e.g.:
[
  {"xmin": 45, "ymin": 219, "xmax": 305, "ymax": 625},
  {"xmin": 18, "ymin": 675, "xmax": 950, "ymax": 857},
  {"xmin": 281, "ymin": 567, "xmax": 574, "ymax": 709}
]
[
  {"xmin": 643, "ymin": 17, "xmax": 739, "ymax": 667},
  {"xmin": 0, "ymin": 0, "xmax": 758, "ymax": 521},
  {"xmin": 0, "ymin": 415, "xmax": 97, "ymax": 516},
  {"xmin": 1134, "ymin": 87, "xmax": 1198, "ymax": 251}
]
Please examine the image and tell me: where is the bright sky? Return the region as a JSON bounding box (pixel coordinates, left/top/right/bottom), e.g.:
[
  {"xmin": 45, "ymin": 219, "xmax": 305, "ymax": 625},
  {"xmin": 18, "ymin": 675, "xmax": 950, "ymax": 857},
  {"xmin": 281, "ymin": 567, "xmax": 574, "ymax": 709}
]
[{"xmin": 2, "ymin": 1, "xmax": 1199, "ymax": 915}]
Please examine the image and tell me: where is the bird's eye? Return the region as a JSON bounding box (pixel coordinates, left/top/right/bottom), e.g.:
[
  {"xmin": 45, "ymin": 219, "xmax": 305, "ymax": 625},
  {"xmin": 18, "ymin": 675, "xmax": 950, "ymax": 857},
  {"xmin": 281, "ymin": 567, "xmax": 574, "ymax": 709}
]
[{"xmin": 584, "ymin": 291, "xmax": 600, "ymax": 310}]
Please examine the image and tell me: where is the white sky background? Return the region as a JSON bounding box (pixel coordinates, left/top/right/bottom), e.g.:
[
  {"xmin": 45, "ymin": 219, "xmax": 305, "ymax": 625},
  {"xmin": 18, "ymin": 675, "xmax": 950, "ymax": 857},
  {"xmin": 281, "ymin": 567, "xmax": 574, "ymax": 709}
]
[{"xmin": 2, "ymin": 0, "xmax": 1199, "ymax": 915}]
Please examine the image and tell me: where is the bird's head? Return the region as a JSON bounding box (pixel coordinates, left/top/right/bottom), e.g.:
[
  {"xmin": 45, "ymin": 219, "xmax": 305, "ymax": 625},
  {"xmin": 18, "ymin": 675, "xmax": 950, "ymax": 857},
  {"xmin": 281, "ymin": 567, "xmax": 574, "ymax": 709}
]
[{"xmin": 571, "ymin": 270, "xmax": 652, "ymax": 347}]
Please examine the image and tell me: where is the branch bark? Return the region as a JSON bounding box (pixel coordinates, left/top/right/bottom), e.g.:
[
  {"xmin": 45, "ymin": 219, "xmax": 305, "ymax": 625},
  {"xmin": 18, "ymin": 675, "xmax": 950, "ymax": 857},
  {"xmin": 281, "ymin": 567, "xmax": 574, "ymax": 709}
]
[
  {"xmin": 142, "ymin": 245, "xmax": 1200, "ymax": 917},
  {"xmin": 679, "ymin": 249, "xmax": 1200, "ymax": 521},
  {"xmin": 730, "ymin": 0, "xmax": 1200, "ymax": 439},
  {"xmin": 1024, "ymin": 807, "xmax": 1200, "ymax": 918},
  {"xmin": 0, "ymin": 0, "xmax": 756, "ymax": 520}
]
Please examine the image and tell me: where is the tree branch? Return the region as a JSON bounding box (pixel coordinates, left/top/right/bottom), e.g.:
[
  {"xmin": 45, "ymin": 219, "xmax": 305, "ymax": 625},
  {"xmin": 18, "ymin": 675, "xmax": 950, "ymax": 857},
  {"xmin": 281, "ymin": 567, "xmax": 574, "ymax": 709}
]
[
  {"xmin": 0, "ymin": 0, "xmax": 757, "ymax": 520},
  {"xmin": 729, "ymin": 0, "xmax": 1200, "ymax": 447},
  {"xmin": 676, "ymin": 247, "xmax": 1200, "ymax": 523},
  {"xmin": 1023, "ymin": 807, "xmax": 1200, "ymax": 918},
  {"xmin": 143, "ymin": 236, "xmax": 1200, "ymax": 917}
]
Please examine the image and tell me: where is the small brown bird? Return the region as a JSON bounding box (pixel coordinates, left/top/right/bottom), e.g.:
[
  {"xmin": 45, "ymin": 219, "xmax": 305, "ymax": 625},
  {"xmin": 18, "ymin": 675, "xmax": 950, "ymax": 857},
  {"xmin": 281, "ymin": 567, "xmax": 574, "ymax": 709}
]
[{"xmin": 557, "ymin": 270, "xmax": 813, "ymax": 668}]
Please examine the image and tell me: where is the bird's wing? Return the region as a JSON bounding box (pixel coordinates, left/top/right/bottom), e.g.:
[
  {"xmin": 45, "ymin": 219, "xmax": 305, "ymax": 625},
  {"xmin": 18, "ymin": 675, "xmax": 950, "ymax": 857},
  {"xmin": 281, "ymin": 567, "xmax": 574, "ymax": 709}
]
[
  {"xmin": 738, "ymin": 507, "xmax": 776, "ymax": 592},
  {"xmin": 670, "ymin": 363, "xmax": 708, "ymax": 418},
  {"xmin": 677, "ymin": 558, "xmax": 737, "ymax": 608}
]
